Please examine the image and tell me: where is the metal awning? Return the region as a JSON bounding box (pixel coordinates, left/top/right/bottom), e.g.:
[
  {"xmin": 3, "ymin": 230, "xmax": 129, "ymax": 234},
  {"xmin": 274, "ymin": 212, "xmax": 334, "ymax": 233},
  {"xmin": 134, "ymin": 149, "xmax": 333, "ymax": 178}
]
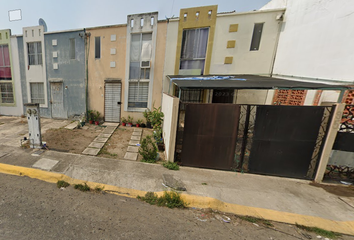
[{"xmin": 168, "ymin": 75, "xmax": 352, "ymax": 90}]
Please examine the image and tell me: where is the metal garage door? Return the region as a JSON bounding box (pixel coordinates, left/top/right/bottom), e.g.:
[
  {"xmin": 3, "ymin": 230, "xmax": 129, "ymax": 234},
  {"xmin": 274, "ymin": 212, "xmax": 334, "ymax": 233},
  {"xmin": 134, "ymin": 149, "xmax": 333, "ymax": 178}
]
[{"xmin": 105, "ymin": 82, "xmax": 121, "ymax": 122}]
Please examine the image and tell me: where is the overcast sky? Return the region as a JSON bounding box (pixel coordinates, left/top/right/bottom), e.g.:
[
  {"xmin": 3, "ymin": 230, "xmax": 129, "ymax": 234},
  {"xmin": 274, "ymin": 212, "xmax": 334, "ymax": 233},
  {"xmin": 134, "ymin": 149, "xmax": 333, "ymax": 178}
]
[{"xmin": 1, "ymin": 0, "xmax": 271, "ymax": 34}]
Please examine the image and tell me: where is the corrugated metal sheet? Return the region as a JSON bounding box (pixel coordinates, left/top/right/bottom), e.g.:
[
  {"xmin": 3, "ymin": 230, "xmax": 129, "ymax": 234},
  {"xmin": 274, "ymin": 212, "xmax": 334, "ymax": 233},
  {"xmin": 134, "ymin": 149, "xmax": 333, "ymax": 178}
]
[{"xmin": 105, "ymin": 82, "xmax": 121, "ymax": 122}]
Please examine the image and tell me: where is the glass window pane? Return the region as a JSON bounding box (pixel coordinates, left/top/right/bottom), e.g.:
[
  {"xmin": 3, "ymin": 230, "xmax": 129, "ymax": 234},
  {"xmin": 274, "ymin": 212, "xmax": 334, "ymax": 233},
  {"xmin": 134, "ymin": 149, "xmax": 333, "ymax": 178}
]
[
  {"xmin": 130, "ymin": 34, "xmax": 141, "ymax": 62},
  {"xmin": 36, "ymin": 42, "xmax": 42, "ymax": 53},
  {"xmin": 2, "ymin": 45, "xmax": 10, "ymax": 65},
  {"xmin": 70, "ymin": 38, "xmax": 75, "ymax": 59},
  {"xmin": 0, "ymin": 46, "xmax": 4, "ymax": 66},
  {"xmin": 129, "ymin": 62, "xmax": 140, "ymax": 79},
  {"xmin": 95, "ymin": 37, "xmax": 101, "ymax": 58},
  {"xmin": 250, "ymin": 23, "xmax": 264, "ymax": 51}
]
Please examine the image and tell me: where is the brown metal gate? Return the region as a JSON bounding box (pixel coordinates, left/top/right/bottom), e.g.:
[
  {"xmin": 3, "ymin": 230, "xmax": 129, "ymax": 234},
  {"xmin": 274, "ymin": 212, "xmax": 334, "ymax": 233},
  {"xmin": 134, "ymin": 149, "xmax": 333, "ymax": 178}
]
[
  {"xmin": 180, "ymin": 104, "xmax": 240, "ymax": 170},
  {"xmin": 248, "ymin": 106, "xmax": 330, "ymax": 179}
]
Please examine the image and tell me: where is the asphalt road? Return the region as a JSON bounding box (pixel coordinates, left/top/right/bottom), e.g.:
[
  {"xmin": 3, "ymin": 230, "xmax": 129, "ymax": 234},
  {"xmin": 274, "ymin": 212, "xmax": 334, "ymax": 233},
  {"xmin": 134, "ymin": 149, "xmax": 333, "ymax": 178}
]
[{"xmin": 0, "ymin": 173, "xmax": 352, "ymax": 240}]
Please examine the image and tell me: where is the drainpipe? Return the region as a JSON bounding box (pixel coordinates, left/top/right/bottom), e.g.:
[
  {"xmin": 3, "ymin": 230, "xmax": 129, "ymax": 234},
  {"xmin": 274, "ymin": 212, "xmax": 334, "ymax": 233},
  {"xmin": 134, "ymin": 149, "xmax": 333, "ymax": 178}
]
[{"xmin": 84, "ymin": 28, "xmax": 91, "ymax": 121}]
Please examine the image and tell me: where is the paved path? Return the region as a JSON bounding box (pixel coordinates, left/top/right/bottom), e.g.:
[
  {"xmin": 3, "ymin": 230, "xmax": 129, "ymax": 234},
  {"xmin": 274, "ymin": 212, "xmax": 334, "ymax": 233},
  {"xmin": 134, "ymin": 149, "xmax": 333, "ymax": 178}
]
[
  {"xmin": 82, "ymin": 122, "xmax": 119, "ymax": 156},
  {"xmin": 124, "ymin": 127, "xmax": 142, "ymax": 161}
]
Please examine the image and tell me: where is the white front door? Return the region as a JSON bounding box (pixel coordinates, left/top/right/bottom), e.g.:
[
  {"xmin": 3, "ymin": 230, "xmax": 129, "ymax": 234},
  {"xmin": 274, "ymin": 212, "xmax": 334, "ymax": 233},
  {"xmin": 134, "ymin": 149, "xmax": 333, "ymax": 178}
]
[{"xmin": 105, "ymin": 82, "xmax": 121, "ymax": 122}]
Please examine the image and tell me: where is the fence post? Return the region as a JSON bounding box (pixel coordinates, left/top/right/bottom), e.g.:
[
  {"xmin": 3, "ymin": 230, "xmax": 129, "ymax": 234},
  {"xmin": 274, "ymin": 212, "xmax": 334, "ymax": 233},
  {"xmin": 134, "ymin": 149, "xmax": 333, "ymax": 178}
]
[{"xmin": 314, "ymin": 103, "xmax": 345, "ymax": 183}]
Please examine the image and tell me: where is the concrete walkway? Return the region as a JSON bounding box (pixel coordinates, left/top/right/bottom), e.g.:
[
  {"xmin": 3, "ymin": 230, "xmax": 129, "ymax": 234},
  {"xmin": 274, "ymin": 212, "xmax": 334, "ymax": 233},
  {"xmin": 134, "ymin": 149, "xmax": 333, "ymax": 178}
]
[
  {"xmin": 124, "ymin": 127, "xmax": 142, "ymax": 161},
  {"xmin": 0, "ymin": 144, "xmax": 353, "ymax": 235},
  {"xmin": 82, "ymin": 122, "xmax": 119, "ymax": 156}
]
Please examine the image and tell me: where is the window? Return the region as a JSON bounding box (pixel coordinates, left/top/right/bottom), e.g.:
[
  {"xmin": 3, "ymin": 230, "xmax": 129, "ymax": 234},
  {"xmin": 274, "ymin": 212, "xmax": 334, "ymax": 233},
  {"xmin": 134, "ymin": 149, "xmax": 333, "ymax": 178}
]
[
  {"xmin": 180, "ymin": 28, "xmax": 209, "ymax": 74},
  {"xmin": 30, "ymin": 83, "xmax": 45, "ymax": 104},
  {"xmin": 129, "ymin": 33, "xmax": 152, "ymax": 79},
  {"xmin": 27, "ymin": 42, "xmax": 42, "ymax": 65},
  {"xmin": 69, "ymin": 38, "xmax": 75, "ymax": 59},
  {"xmin": 128, "ymin": 33, "xmax": 152, "ymax": 109},
  {"xmin": 128, "ymin": 82, "xmax": 149, "ymax": 108},
  {"xmin": 250, "ymin": 23, "xmax": 264, "ymax": 51},
  {"xmin": 0, "ymin": 83, "xmax": 14, "ymax": 103},
  {"xmin": 0, "ymin": 44, "xmax": 11, "ymax": 80},
  {"xmin": 95, "ymin": 37, "xmax": 101, "ymax": 59}
]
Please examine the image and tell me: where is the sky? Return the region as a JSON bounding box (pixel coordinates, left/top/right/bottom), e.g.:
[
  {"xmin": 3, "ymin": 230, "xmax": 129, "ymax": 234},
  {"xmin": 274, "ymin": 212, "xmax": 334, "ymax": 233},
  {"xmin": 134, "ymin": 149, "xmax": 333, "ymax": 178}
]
[{"xmin": 1, "ymin": 0, "xmax": 271, "ymax": 35}]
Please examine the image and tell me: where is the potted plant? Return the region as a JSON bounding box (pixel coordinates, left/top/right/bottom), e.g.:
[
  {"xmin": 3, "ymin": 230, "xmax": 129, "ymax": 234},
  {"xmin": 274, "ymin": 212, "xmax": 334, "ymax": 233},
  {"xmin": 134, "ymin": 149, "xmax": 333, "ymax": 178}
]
[
  {"xmin": 121, "ymin": 117, "xmax": 127, "ymax": 126},
  {"xmin": 94, "ymin": 111, "xmax": 101, "ymax": 125},
  {"xmin": 88, "ymin": 110, "xmax": 94, "ymax": 124},
  {"xmin": 143, "ymin": 109, "xmax": 152, "ymax": 128},
  {"xmin": 136, "ymin": 119, "xmax": 143, "ymax": 128},
  {"xmin": 127, "ymin": 115, "xmax": 133, "ymax": 127}
]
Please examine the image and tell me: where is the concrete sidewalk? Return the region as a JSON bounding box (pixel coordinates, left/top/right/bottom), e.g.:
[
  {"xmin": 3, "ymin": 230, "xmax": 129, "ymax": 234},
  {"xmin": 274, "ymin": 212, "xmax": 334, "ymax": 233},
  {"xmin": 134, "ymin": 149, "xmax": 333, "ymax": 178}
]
[{"xmin": 0, "ymin": 144, "xmax": 353, "ymax": 235}]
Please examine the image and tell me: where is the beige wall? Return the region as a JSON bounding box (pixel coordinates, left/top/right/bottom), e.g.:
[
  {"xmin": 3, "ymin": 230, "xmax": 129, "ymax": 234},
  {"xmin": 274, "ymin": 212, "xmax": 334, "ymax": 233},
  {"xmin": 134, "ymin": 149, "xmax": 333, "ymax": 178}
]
[
  {"xmin": 88, "ymin": 22, "xmax": 166, "ymax": 123},
  {"xmin": 210, "ymin": 9, "xmax": 284, "ymax": 75},
  {"xmin": 87, "ymin": 25, "xmax": 126, "ymax": 118},
  {"xmin": 150, "ymin": 21, "xmax": 167, "ymax": 113}
]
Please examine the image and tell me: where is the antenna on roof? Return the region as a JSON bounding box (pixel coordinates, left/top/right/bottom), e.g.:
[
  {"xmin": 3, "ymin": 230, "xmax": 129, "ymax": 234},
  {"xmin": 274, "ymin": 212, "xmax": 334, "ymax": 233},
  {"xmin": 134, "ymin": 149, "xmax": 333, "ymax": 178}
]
[{"xmin": 38, "ymin": 18, "xmax": 48, "ymax": 32}]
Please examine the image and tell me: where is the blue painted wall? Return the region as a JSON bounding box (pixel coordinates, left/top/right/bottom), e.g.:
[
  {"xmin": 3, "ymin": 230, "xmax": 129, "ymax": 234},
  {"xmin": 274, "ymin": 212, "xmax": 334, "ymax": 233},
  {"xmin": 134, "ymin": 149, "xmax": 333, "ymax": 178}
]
[
  {"xmin": 44, "ymin": 30, "xmax": 86, "ymax": 118},
  {"xmin": 17, "ymin": 30, "xmax": 86, "ymax": 118}
]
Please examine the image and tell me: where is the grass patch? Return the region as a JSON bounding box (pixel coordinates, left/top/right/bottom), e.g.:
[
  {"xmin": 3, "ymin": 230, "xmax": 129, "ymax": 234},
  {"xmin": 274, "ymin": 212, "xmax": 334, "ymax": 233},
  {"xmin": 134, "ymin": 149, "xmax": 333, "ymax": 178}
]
[
  {"xmin": 99, "ymin": 148, "xmax": 117, "ymax": 157},
  {"xmin": 57, "ymin": 180, "xmax": 70, "ymax": 188},
  {"xmin": 137, "ymin": 191, "xmax": 187, "ymax": 209},
  {"xmin": 74, "ymin": 183, "xmax": 91, "ymax": 192},
  {"xmin": 239, "ymin": 216, "xmax": 274, "ymax": 227},
  {"xmin": 295, "ymin": 223, "xmax": 341, "ymax": 239},
  {"xmin": 94, "ymin": 186, "xmax": 104, "ymax": 193},
  {"xmin": 141, "ymin": 159, "xmax": 157, "ymax": 163},
  {"xmin": 201, "ymin": 183, "xmax": 207, "ymax": 185},
  {"xmin": 162, "ymin": 161, "xmax": 179, "ymax": 170}
]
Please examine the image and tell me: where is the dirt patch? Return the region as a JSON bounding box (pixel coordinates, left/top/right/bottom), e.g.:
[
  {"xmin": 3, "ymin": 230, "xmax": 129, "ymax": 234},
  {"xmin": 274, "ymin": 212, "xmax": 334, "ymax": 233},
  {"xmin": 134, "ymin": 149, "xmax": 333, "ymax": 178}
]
[
  {"xmin": 98, "ymin": 126, "xmax": 165, "ymax": 162},
  {"xmin": 98, "ymin": 126, "xmax": 134, "ymax": 159},
  {"xmin": 42, "ymin": 125, "xmax": 102, "ymax": 154},
  {"xmin": 310, "ymin": 182, "xmax": 354, "ymax": 197}
]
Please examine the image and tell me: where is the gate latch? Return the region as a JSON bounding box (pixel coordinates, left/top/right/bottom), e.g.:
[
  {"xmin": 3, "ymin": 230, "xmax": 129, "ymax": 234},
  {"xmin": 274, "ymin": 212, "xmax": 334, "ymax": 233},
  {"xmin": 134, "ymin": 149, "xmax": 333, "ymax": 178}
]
[{"xmin": 117, "ymin": 102, "xmax": 121, "ymax": 105}]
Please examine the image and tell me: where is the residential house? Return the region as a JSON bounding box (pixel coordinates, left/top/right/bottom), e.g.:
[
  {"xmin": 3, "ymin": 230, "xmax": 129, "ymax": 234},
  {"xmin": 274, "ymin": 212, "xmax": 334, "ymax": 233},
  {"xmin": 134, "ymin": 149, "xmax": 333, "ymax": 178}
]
[
  {"xmin": 162, "ymin": 5, "xmax": 288, "ymax": 105},
  {"xmin": 0, "ymin": 29, "xmax": 23, "ymax": 116},
  {"xmin": 87, "ymin": 12, "xmax": 167, "ymax": 122},
  {"xmin": 17, "ymin": 26, "xmax": 86, "ymax": 118}
]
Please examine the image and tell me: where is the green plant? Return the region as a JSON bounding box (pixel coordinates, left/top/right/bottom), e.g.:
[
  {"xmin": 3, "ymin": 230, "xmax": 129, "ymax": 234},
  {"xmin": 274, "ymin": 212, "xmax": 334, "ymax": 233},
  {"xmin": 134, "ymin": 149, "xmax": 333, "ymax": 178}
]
[
  {"xmin": 136, "ymin": 119, "xmax": 143, "ymax": 125},
  {"xmin": 163, "ymin": 161, "xmax": 179, "ymax": 170},
  {"xmin": 150, "ymin": 107, "xmax": 164, "ymax": 130},
  {"xmin": 94, "ymin": 111, "xmax": 101, "ymax": 122},
  {"xmin": 94, "ymin": 186, "xmax": 104, "ymax": 193},
  {"xmin": 295, "ymin": 223, "xmax": 341, "ymax": 239},
  {"xmin": 153, "ymin": 127, "xmax": 163, "ymax": 144},
  {"xmin": 74, "ymin": 183, "xmax": 91, "ymax": 192},
  {"xmin": 127, "ymin": 115, "xmax": 133, "ymax": 123},
  {"xmin": 143, "ymin": 109, "xmax": 152, "ymax": 123},
  {"xmin": 57, "ymin": 180, "xmax": 70, "ymax": 188},
  {"xmin": 137, "ymin": 191, "xmax": 186, "ymax": 209},
  {"xmin": 121, "ymin": 117, "xmax": 127, "ymax": 123},
  {"xmin": 87, "ymin": 110, "xmax": 94, "ymax": 121},
  {"xmin": 139, "ymin": 135, "xmax": 158, "ymax": 163}
]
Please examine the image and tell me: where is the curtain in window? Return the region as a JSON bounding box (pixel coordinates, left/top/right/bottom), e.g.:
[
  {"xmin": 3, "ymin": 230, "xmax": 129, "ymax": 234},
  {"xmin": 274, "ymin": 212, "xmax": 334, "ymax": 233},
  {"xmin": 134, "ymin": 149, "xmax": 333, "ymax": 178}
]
[
  {"xmin": 0, "ymin": 83, "xmax": 14, "ymax": 103},
  {"xmin": 181, "ymin": 28, "xmax": 209, "ymax": 59},
  {"xmin": 30, "ymin": 83, "xmax": 45, "ymax": 104},
  {"xmin": 128, "ymin": 82, "xmax": 148, "ymax": 108},
  {"xmin": 0, "ymin": 45, "xmax": 12, "ymax": 80},
  {"xmin": 141, "ymin": 33, "xmax": 152, "ymax": 60}
]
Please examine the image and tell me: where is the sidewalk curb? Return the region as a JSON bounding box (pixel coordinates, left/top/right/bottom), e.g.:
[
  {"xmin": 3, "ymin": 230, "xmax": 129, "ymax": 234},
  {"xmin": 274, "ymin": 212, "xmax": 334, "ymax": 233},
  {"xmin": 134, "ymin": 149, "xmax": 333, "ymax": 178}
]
[{"xmin": 1, "ymin": 162, "xmax": 353, "ymax": 236}]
